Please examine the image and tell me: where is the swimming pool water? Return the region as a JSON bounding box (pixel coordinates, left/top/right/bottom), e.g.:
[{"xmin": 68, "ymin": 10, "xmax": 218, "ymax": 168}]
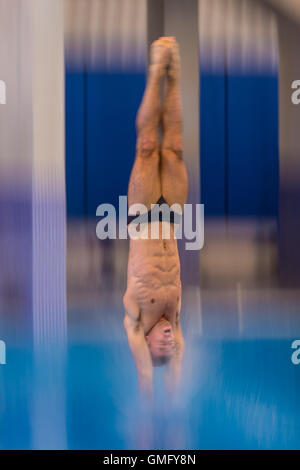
[{"xmin": 0, "ymin": 332, "xmax": 299, "ymax": 449}]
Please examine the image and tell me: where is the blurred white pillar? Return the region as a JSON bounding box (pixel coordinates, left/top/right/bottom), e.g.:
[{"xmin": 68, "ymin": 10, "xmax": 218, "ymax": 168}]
[
  {"xmin": 0, "ymin": 0, "xmax": 67, "ymax": 449},
  {"xmin": 0, "ymin": 0, "xmax": 66, "ymax": 347},
  {"xmin": 31, "ymin": 0, "xmax": 67, "ymax": 449},
  {"xmin": 31, "ymin": 0, "xmax": 67, "ymax": 350}
]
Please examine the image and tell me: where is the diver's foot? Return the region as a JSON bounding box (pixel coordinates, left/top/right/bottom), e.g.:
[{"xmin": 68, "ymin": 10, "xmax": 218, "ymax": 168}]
[
  {"xmin": 167, "ymin": 37, "xmax": 180, "ymax": 81},
  {"xmin": 149, "ymin": 37, "xmax": 172, "ymax": 78}
]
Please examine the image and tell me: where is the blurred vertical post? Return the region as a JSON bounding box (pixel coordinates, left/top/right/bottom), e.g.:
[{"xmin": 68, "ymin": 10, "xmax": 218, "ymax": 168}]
[
  {"xmin": 0, "ymin": 0, "xmax": 33, "ymax": 328},
  {"xmin": 31, "ymin": 0, "xmax": 66, "ymax": 351},
  {"xmin": 0, "ymin": 0, "xmax": 67, "ymax": 352},
  {"xmin": 277, "ymin": 14, "xmax": 300, "ymax": 285},
  {"xmin": 0, "ymin": 0, "xmax": 67, "ymax": 448},
  {"xmin": 31, "ymin": 0, "xmax": 67, "ymax": 449},
  {"xmin": 147, "ymin": 0, "xmax": 164, "ymax": 63},
  {"xmin": 164, "ymin": 0, "xmax": 200, "ymax": 287}
]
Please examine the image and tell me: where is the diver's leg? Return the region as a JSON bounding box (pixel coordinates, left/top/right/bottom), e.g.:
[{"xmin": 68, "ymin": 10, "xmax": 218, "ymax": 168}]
[
  {"xmin": 161, "ymin": 39, "xmax": 188, "ymax": 211},
  {"xmin": 128, "ymin": 39, "xmax": 170, "ymax": 210}
]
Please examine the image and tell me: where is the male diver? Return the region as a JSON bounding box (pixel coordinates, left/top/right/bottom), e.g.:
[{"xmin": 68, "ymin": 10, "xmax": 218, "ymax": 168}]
[{"xmin": 123, "ymin": 37, "xmax": 188, "ymax": 400}]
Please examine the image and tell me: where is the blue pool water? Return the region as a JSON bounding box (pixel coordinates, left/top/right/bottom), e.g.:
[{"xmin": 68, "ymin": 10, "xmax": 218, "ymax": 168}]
[{"xmin": 0, "ymin": 326, "xmax": 299, "ymax": 450}]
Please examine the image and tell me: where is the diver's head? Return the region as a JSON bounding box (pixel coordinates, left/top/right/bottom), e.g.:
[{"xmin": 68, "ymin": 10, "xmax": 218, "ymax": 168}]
[{"xmin": 146, "ymin": 317, "xmax": 175, "ymax": 367}]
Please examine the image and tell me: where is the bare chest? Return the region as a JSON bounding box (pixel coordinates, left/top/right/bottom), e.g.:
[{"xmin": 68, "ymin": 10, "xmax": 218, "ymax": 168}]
[{"xmin": 127, "ymin": 237, "xmax": 181, "ymax": 333}]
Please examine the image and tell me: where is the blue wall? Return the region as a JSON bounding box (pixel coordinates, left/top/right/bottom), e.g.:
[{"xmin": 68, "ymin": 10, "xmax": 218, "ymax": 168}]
[
  {"xmin": 66, "ymin": 67, "xmax": 278, "ymax": 219},
  {"xmin": 65, "ymin": 68, "xmax": 145, "ymax": 217},
  {"xmin": 200, "ymin": 71, "xmax": 278, "ymax": 217}
]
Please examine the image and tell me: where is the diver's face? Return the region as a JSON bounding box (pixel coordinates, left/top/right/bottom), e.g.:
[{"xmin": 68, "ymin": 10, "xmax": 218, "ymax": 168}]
[{"xmin": 146, "ymin": 318, "xmax": 175, "ymax": 360}]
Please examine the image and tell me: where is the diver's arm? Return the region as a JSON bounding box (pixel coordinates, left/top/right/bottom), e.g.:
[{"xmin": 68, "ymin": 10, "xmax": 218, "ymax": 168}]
[{"xmin": 123, "ymin": 295, "xmax": 153, "ymax": 400}]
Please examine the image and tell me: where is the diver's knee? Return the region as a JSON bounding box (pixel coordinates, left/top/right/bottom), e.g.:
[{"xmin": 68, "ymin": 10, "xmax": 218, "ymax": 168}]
[{"xmin": 137, "ymin": 136, "xmax": 159, "ymax": 159}]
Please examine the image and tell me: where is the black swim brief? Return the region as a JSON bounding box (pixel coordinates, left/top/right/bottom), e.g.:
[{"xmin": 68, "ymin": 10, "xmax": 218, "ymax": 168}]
[{"xmin": 127, "ymin": 196, "xmax": 182, "ymax": 225}]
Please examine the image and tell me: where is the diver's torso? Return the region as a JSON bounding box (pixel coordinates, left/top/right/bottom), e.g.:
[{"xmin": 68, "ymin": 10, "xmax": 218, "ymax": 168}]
[{"xmin": 126, "ymin": 222, "xmax": 181, "ymax": 334}]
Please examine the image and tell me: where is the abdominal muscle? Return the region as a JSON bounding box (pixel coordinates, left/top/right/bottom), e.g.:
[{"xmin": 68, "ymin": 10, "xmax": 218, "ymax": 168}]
[{"xmin": 126, "ymin": 222, "xmax": 181, "ymax": 334}]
